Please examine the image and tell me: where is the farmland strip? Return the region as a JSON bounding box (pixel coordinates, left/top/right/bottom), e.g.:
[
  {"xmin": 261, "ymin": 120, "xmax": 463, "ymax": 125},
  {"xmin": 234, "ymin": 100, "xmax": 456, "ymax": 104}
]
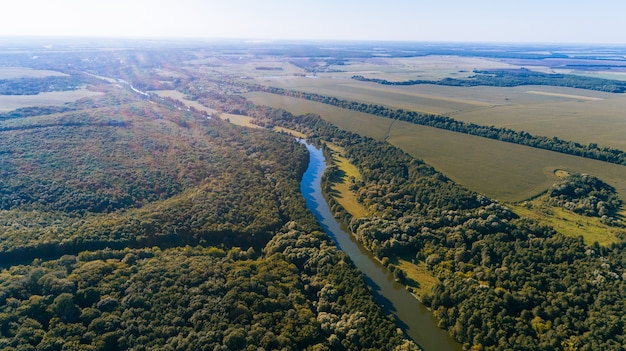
[{"xmin": 253, "ymin": 84, "xmax": 626, "ymax": 166}]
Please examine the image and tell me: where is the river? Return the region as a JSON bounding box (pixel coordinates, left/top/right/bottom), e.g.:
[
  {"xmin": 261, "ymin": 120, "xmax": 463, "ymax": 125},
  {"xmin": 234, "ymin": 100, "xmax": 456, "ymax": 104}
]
[{"xmin": 300, "ymin": 142, "xmax": 462, "ymax": 351}]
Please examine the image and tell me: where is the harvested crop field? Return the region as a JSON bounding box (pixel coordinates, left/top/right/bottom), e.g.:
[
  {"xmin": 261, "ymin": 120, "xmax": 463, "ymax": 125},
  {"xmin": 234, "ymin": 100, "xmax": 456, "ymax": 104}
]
[
  {"xmin": 246, "ymin": 91, "xmax": 626, "ymax": 202},
  {"xmin": 0, "ymin": 89, "xmax": 103, "ymax": 112},
  {"xmin": 0, "ymin": 67, "xmax": 68, "ymax": 79},
  {"xmin": 255, "ymin": 59, "xmax": 626, "ymax": 151}
]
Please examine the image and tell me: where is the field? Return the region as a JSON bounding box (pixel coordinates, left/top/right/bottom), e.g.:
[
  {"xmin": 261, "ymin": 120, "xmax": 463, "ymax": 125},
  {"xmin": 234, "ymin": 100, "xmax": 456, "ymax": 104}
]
[
  {"xmin": 245, "ymin": 91, "xmax": 626, "ymax": 203},
  {"xmin": 245, "ymin": 91, "xmax": 393, "ymax": 140},
  {"xmin": 253, "ymin": 60, "xmax": 626, "ymax": 151},
  {"xmin": 0, "ymin": 89, "xmax": 103, "ymax": 111},
  {"xmin": 0, "ymin": 67, "xmax": 68, "ymax": 79},
  {"xmin": 321, "ymin": 56, "xmax": 518, "ymax": 81},
  {"xmin": 221, "ymin": 113, "xmax": 263, "ymax": 129},
  {"xmin": 397, "ymin": 259, "xmax": 438, "ymax": 300},
  {"xmin": 151, "ymin": 90, "xmax": 219, "ymax": 115},
  {"xmin": 186, "ymin": 56, "xmax": 306, "ymax": 78},
  {"xmin": 450, "ymin": 90, "xmax": 626, "ymax": 151}
]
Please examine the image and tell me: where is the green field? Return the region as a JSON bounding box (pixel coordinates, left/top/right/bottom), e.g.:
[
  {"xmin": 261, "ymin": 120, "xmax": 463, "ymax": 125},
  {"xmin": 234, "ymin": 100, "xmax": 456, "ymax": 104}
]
[{"xmin": 246, "ymin": 91, "xmax": 626, "ymax": 202}]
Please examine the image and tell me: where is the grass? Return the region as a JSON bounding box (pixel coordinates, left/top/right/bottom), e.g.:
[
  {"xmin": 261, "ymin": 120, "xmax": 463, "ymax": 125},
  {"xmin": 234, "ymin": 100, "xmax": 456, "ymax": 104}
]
[
  {"xmin": 325, "ymin": 143, "xmax": 369, "ymax": 218},
  {"xmin": 221, "ymin": 114, "xmax": 263, "ymax": 129},
  {"xmin": 509, "ymin": 195, "xmax": 623, "ymax": 246},
  {"xmin": 0, "ymin": 89, "xmax": 103, "ymax": 112},
  {"xmin": 254, "ymin": 77, "xmax": 494, "ymax": 115},
  {"xmin": 318, "ymin": 56, "xmax": 517, "ymax": 82},
  {"xmin": 246, "ymin": 91, "xmax": 626, "ymax": 203},
  {"xmin": 451, "ymin": 93, "xmax": 626, "ymax": 151},
  {"xmin": 326, "ymin": 143, "xmax": 361, "ymax": 179},
  {"xmin": 396, "ymin": 259, "xmax": 439, "ymax": 299},
  {"xmin": 187, "ymin": 56, "xmax": 306, "ymax": 79},
  {"xmin": 272, "ymin": 126, "xmax": 306, "ymax": 139}
]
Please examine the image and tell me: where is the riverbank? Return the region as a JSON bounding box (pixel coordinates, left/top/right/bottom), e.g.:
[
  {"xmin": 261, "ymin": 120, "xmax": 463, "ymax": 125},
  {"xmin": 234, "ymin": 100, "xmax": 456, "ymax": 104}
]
[{"xmin": 300, "ymin": 141, "xmax": 462, "ymax": 351}]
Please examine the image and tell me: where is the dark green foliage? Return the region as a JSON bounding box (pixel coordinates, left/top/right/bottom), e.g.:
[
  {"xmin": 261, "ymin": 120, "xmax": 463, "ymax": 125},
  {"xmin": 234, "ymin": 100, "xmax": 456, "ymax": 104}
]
[
  {"xmin": 255, "ymin": 105, "xmax": 626, "ymax": 350},
  {"xmin": 0, "ymin": 243, "xmax": 410, "ymax": 351},
  {"xmin": 0, "ymin": 74, "xmax": 412, "ymax": 350},
  {"xmin": 548, "ymin": 172, "xmax": 623, "ymax": 219},
  {"xmin": 0, "ymin": 91, "xmax": 314, "ymax": 260}
]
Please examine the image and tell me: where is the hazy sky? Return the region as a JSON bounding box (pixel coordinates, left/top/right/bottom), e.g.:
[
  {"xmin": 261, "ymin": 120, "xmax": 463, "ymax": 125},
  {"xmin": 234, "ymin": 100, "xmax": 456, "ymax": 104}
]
[{"xmin": 2, "ymin": 0, "xmax": 626, "ymax": 44}]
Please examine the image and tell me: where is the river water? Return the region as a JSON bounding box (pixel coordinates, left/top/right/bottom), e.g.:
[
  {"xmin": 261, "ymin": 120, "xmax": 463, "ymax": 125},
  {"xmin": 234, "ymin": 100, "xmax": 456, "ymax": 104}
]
[{"xmin": 300, "ymin": 142, "xmax": 462, "ymax": 351}]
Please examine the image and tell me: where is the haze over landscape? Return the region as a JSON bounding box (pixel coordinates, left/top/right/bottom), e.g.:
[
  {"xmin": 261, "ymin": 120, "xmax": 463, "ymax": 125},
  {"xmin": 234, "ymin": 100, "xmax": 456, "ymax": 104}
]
[
  {"xmin": 2, "ymin": 1, "xmax": 626, "ymax": 351},
  {"xmin": 3, "ymin": 0, "xmax": 626, "ymax": 44}
]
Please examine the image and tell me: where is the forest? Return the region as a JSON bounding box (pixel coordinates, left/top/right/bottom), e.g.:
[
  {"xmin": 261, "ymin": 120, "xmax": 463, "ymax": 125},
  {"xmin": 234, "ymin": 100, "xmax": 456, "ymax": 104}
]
[
  {"xmin": 0, "ymin": 80, "xmax": 416, "ymax": 350},
  {"xmin": 248, "ymin": 103, "xmax": 626, "ymax": 350}
]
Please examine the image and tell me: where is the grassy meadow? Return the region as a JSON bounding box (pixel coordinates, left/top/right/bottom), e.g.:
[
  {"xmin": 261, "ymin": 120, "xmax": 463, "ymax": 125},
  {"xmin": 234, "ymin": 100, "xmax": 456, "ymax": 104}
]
[
  {"xmin": 246, "ymin": 91, "xmax": 626, "ymax": 203},
  {"xmin": 325, "ymin": 143, "xmax": 369, "ymax": 218},
  {"xmin": 221, "ymin": 113, "xmax": 263, "ymax": 129},
  {"xmin": 509, "ymin": 195, "xmax": 624, "ymax": 246}
]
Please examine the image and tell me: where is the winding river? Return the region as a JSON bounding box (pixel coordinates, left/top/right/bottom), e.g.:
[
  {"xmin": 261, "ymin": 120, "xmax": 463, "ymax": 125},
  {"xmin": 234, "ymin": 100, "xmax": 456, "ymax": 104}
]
[{"xmin": 300, "ymin": 142, "xmax": 462, "ymax": 351}]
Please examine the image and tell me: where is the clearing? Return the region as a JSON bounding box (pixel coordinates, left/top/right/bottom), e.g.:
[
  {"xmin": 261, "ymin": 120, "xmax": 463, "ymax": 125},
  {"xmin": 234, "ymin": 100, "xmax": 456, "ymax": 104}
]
[{"xmin": 325, "ymin": 142, "xmax": 369, "ymax": 218}]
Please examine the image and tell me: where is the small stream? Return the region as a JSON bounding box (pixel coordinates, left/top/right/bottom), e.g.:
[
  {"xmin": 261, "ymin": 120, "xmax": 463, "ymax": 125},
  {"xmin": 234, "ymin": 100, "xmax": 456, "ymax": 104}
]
[{"xmin": 300, "ymin": 141, "xmax": 462, "ymax": 351}]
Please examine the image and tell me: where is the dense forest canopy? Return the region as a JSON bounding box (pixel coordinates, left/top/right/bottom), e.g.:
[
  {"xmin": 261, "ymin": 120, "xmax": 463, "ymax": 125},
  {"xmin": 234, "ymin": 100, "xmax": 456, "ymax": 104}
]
[
  {"xmin": 548, "ymin": 172, "xmax": 622, "ymax": 219},
  {"xmin": 0, "ymin": 80, "xmax": 416, "ymax": 350},
  {"xmin": 250, "ymin": 103, "xmax": 626, "ymax": 351}
]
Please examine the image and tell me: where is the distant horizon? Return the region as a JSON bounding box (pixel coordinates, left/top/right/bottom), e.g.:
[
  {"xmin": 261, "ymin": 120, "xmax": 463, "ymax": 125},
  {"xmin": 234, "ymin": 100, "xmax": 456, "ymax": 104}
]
[
  {"xmin": 1, "ymin": 35, "xmax": 626, "ymax": 48},
  {"xmin": 3, "ymin": 1, "xmax": 626, "ymax": 45}
]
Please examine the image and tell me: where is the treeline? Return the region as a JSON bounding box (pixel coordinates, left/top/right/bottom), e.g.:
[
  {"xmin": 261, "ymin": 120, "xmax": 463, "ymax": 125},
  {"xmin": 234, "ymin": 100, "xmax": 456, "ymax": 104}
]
[
  {"xmin": 352, "ymin": 68, "xmax": 626, "ymax": 93},
  {"xmin": 256, "ymin": 85, "xmax": 626, "ymax": 166},
  {"xmin": 254, "ymin": 107, "xmax": 626, "ymax": 350}
]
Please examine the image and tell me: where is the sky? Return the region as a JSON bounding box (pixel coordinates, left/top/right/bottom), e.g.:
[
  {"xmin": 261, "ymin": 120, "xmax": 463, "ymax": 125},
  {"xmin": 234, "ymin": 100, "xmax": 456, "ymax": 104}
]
[{"xmin": 2, "ymin": 0, "xmax": 626, "ymax": 44}]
